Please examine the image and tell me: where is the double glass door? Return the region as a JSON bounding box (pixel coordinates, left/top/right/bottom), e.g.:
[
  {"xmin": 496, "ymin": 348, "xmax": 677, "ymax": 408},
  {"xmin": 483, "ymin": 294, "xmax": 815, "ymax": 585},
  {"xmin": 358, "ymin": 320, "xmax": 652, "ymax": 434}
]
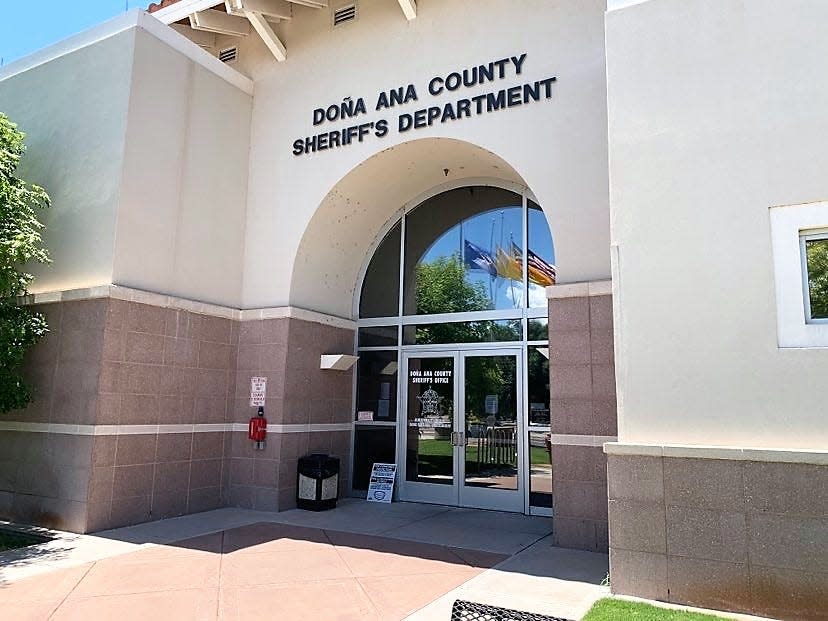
[{"xmin": 399, "ymin": 348, "xmax": 524, "ymax": 512}]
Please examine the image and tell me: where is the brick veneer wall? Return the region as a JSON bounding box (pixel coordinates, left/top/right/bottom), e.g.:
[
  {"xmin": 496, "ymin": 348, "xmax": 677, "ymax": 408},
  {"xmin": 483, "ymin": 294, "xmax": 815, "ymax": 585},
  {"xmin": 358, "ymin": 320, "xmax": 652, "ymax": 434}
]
[
  {"xmin": 0, "ymin": 431, "xmax": 91, "ymax": 532},
  {"xmin": 547, "ymin": 291, "xmax": 616, "ymax": 552},
  {"xmin": 1, "ymin": 299, "xmax": 103, "ymax": 531},
  {"xmin": 607, "ymin": 453, "xmax": 828, "ymax": 620},
  {"xmin": 230, "ymin": 317, "xmax": 354, "ymax": 511},
  {"xmin": 86, "ymin": 299, "xmax": 237, "ymax": 529},
  {"xmin": 1, "ymin": 296, "xmax": 354, "ymax": 532}
]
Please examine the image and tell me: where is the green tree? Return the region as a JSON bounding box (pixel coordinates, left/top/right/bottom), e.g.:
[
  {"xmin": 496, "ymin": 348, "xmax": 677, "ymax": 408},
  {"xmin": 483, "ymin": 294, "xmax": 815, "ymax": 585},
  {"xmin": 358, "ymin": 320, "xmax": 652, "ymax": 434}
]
[
  {"xmin": 0, "ymin": 113, "xmax": 50, "ymax": 413},
  {"xmin": 806, "ymin": 239, "xmax": 828, "ymax": 319}
]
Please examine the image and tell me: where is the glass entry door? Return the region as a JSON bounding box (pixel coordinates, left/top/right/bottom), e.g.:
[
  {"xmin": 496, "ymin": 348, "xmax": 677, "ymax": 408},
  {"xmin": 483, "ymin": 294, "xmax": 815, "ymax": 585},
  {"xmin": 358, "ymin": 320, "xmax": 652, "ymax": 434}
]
[{"xmin": 400, "ymin": 348, "xmax": 524, "ymax": 512}]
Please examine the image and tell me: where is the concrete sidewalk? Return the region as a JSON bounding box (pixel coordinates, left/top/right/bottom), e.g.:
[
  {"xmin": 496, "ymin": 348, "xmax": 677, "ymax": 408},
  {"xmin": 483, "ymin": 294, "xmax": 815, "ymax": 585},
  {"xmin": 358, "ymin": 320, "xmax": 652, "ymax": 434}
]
[{"xmin": 0, "ymin": 500, "xmax": 610, "ymax": 620}]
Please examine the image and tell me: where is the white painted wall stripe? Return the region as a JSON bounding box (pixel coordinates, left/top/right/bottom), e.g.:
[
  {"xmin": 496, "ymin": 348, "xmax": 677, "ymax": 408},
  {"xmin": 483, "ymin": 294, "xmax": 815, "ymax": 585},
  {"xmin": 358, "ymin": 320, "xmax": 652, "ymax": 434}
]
[
  {"xmin": 19, "ymin": 284, "xmax": 356, "ymax": 329},
  {"xmin": 0, "ymin": 422, "xmax": 353, "ymax": 436},
  {"xmin": 548, "ymin": 434, "xmax": 617, "ymax": 447},
  {"xmin": 545, "ymin": 280, "xmax": 613, "ymax": 299},
  {"xmin": 0, "ymin": 424, "xmax": 611, "ymax": 444},
  {"xmin": 604, "ymin": 442, "xmax": 828, "ymax": 465}
]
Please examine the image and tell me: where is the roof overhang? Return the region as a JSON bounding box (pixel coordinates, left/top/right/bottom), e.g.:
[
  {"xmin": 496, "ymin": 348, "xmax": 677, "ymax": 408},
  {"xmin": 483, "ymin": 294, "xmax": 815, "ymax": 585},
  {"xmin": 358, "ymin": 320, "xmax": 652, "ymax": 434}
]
[{"xmin": 150, "ymin": 0, "xmax": 416, "ymax": 62}]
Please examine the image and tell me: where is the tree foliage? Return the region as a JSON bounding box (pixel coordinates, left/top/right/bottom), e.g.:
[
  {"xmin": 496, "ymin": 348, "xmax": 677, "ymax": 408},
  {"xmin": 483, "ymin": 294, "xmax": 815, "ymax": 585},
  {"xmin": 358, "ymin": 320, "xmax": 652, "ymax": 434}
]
[
  {"xmin": 0, "ymin": 113, "xmax": 50, "ymax": 413},
  {"xmin": 806, "ymin": 239, "xmax": 828, "ymax": 319}
]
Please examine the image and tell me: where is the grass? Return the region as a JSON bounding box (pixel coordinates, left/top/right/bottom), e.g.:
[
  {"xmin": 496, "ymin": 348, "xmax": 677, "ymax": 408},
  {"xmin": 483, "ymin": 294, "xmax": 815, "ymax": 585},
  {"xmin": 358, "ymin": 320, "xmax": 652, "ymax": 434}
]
[
  {"xmin": 412, "ymin": 439, "xmax": 550, "ymax": 478},
  {"xmin": 414, "ymin": 438, "xmax": 550, "ymax": 464},
  {"xmin": 0, "ymin": 529, "xmax": 48, "ymax": 552},
  {"xmin": 582, "ymin": 599, "xmax": 730, "ymax": 621}
]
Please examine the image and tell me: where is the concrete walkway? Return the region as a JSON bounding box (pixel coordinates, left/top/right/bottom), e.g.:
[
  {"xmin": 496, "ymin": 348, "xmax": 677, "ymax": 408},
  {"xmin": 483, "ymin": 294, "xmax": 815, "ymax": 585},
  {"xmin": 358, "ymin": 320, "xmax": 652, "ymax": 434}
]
[{"xmin": 0, "ymin": 500, "xmax": 610, "ymax": 620}]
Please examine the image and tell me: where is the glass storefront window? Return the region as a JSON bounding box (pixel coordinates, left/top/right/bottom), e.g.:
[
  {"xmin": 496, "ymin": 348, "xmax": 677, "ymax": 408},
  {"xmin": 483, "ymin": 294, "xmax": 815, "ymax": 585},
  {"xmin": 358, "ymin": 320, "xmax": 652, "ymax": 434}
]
[
  {"xmin": 359, "ymin": 222, "xmax": 401, "ymax": 318},
  {"xmin": 527, "ymin": 200, "xmax": 556, "ymax": 308},
  {"xmin": 354, "ymin": 186, "xmax": 556, "ymax": 509},
  {"xmin": 358, "ymin": 326, "xmax": 398, "ymax": 348},
  {"xmin": 527, "ymin": 345, "xmax": 552, "ymax": 508},
  {"xmin": 403, "ymin": 319, "xmax": 521, "ymax": 345},
  {"xmin": 528, "ymin": 318, "xmax": 548, "ymax": 342},
  {"xmin": 359, "ymin": 187, "xmax": 556, "ymax": 321},
  {"xmin": 405, "ymin": 356, "xmax": 455, "ymax": 484},
  {"xmin": 355, "ymin": 351, "xmax": 398, "ymax": 421},
  {"xmin": 527, "ymin": 346, "xmax": 550, "ymax": 426},
  {"xmin": 352, "ymin": 428, "xmax": 396, "ymax": 490},
  {"xmin": 528, "ymin": 431, "xmax": 553, "ymax": 508},
  {"xmin": 403, "ymin": 187, "xmax": 526, "ymax": 315},
  {"xmin": 464, "ymin": 355, "xmax": 519, "ymax": 491}
]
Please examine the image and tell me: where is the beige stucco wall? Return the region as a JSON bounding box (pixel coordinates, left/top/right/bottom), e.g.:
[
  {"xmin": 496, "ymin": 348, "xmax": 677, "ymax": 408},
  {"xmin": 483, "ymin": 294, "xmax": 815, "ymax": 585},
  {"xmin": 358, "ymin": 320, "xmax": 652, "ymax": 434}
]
[
  {"xmin": 0, "ymin": 29, "xmax": 137, "ymax": 293},
  {"xmin": 607, "ymin": 0, "xmax": 828, "ymax": 449},
  {"xmin": 4, "ymin": 2, "xmax": 611, "ymax": 318},
  {"xmin": 113, "ymin": 28, "xmax": 252, "ymax": 308},
  {"xmin": 0, "ymin": 14, "xmax": 252, "ymax": 308},
  {"xmin": 237, "ymin": 0, "xmax": 611, "ymax": 314}
]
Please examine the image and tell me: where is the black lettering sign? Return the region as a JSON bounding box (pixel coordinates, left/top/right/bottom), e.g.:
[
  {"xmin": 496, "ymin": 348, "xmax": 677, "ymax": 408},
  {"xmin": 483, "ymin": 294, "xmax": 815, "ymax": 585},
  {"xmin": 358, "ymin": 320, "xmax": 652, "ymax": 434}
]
[{"xmin": 292, "ymin": 54, "xmax": 557, "ymax": 156}]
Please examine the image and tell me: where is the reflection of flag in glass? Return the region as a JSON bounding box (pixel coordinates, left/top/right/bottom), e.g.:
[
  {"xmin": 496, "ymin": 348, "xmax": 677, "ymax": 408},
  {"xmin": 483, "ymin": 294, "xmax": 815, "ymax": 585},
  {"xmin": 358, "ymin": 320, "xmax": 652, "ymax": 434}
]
[
  {"xmin": 495, "ymin": 242, "xmax": 557, "ymax": 286},
  {"xmin": 496, "ymin": 243, "xmax": 522, "ymax": 281},
  {"xmin": 463, "ymin": 240, "xmax": 498, "ymax": 277},
  {"xmin": 527, "ymin": 249, "xmax": 556, "ymax": 286}
]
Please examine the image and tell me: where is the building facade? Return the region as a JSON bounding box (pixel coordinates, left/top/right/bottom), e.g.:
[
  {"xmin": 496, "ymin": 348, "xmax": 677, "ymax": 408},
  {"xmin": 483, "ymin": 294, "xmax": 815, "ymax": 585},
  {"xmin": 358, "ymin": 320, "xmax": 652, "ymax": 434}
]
[{"xmin": 0, "ymin": 1, "xmax": 825, "ymax": 619}]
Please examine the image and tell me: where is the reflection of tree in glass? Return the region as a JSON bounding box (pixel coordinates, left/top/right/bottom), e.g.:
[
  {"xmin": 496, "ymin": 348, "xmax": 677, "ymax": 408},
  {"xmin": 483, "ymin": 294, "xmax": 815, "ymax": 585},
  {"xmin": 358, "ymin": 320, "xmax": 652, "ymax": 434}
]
[
  {"xmin": 527, "ymin": 320, "xmax": 548, "ymax": 341},
  {"xmin": 527, "ymin": 348, "xmax": 550, "ymax": 426},
  {"xmin": 413, "ymin": 256, "xmax": 517, "ymax": 425},
  {"xmin": 416, "ymin": 255, "xmax": 490, "ymax": 313},
  {"xmin": 807, "ymin": 239, "xmax": 828, "ymax": 319},
  {"xmin": 414, "ymin": 256, "xmax": 521, "ymax": 345},
  {"xmin": 464, "ymin": 356, "xmax": 515, "ymax": 425},
  {"xmin": 415, "ymin": 256, "xmax": 490, "ymax": 345}
]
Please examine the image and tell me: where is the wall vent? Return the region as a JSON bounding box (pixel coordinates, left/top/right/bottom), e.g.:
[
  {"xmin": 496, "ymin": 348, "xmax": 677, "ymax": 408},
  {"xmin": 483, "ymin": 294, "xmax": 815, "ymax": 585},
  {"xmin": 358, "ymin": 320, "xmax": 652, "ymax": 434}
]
[
  {"xmin": 333, "ymin": 3, "xmax": 357, "ymax": 27},
  {"xmin": 218, "ymin": 46, "xmax": 239, "ymax": 64}
]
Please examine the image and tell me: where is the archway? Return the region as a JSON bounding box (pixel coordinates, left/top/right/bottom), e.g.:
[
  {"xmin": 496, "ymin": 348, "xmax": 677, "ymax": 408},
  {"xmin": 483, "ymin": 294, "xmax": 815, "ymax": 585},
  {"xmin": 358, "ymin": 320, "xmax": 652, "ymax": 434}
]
[
  {"xmin": 290, "ymin": 137, "xmax": 555, "ymax": 514},
  {"xmin": 289, "ymin": 137, "xmax": 531, "ymax": 320}
]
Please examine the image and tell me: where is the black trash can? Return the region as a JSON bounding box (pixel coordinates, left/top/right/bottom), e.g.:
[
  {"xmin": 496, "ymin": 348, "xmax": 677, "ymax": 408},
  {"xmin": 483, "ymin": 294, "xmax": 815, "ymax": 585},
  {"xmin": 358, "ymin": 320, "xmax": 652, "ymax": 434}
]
[{"xmin": 296, "ymin": 454, "xmax": 340, "ymax": 511}]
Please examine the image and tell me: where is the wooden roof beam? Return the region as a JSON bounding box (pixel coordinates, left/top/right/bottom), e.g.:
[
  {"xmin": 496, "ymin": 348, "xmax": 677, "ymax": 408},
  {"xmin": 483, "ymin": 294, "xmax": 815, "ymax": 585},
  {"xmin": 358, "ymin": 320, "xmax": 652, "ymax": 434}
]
[
  {"xmin": 226, "ymin": 0, "xmax": 293, "ymax": 19},
  {"xmin": 397, "ymin": 0, "xmax": 416, "ymax": 20},
  {"xmin": 152, "ymin": 0, "xmax": 224, "ymax": 24},
  {"xmin": 285, "ymin": 0, "xmax": 328, "ymax": 8},
  {"xmin": 189, "ymin": 9, "xmax": 251, "ymax": 36},
  {"xmin": 246, "ymin": 11, "xmax": 288, "ymax": 61}
]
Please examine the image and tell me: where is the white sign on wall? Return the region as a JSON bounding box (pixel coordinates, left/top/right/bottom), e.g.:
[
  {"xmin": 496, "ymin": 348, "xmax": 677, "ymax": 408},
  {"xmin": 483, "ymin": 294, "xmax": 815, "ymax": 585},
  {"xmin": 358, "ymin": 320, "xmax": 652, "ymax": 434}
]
[
  {"xmin": 367, "ymin": 463, "xmax": 397, "ymax": 503},
  {"xmin": 250, "ymin": 376, "xmax": 267, "ymax": 407}
]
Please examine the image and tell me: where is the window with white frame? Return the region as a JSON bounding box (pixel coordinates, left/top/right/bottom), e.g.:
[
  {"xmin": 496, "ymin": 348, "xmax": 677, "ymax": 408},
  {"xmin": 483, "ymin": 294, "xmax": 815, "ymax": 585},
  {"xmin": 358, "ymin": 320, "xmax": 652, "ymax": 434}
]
[
  {"xmin": 801, "ymin": 229, "xmax": 828, "ymax": 323},
  {"xmin": 770, "ymin": 201, "xmax": 828, "ymax": 347}
]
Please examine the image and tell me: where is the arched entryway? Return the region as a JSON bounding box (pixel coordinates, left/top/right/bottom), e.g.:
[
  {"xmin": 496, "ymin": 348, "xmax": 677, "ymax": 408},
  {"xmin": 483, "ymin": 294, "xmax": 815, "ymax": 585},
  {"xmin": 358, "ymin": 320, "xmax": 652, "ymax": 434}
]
[
  {"xmin": 354, "ymin": 184, "xmax": 555, "ymax": 514},
  {"xmin": 291, "ymin": 138, "xmax": 556, "ymax": 514}
]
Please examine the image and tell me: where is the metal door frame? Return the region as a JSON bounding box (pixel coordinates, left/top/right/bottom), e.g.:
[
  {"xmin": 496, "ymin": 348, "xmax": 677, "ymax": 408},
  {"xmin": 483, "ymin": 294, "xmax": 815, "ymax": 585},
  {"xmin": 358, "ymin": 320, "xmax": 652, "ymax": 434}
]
[
  {"xmin": 397, "ymin": 350, "xmax": 461, "ymax": 506},
  {"xmin": 458, "ymin": 347, "xmax": 525, "ymax": 513},
  {"xmin": 397, "ymin": 348, "xmax": 525, "ymax": 512}
]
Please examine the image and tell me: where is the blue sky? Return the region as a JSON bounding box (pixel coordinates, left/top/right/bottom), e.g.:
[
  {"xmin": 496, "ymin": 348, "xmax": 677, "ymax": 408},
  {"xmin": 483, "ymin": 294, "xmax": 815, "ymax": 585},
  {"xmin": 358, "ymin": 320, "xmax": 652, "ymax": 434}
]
[{"xmin": 1, "ymin": 1, "xmax": 145, "ymax": 66}]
